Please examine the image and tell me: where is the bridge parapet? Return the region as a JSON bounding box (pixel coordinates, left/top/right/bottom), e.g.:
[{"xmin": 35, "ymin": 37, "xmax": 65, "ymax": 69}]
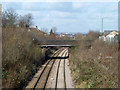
[
  {"xmin": 35, "ymin": 40, "xmax": 93, "ymax": 48},
  {"xmin": 37, "ymin": 40, "xmax": 78, "ymax": 46},
  {"xmin": 40, "ymin": 45, "xmax": 72, "ymax": 48}
]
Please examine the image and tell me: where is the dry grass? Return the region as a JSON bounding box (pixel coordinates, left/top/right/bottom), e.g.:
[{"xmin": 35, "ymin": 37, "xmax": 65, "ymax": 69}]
[
  {"xmin": 69, "ymin": 31, "xmax": 118, "ymax": 88},
  {"xmin": 2, "ymin": 27, "xmax": 49, "ymax": 88}
]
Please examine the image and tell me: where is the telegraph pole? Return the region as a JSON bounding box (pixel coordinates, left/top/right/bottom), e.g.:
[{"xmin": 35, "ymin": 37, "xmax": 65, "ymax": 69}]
[
  {"xmin": 102, "ymin": 18, "xmax": 103, "ymax": 35},
  {"xmin": 0, "ymin": 4, "xmax": 2, "ymax": 90}
]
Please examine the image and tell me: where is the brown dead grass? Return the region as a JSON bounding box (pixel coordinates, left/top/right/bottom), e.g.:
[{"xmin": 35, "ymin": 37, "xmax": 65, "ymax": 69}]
[
  {"xmin": 69, "ymin": 31, "xmax": 118, "ymax": 88},
  {"xmin": 2, "ymin": 27, "xmax": 49, "ymax": 88}
]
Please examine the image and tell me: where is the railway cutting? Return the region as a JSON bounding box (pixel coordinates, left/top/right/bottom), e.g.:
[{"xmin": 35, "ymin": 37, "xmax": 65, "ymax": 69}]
[{"xmin": 26, "ymin": 48, "xmax": 74, "ymax": 89}]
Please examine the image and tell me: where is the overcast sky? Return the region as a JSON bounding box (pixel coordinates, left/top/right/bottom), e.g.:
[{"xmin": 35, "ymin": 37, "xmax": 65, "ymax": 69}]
[{"xmin": 1, "ymin": 1, "xmax": 118, "ymax": 33}]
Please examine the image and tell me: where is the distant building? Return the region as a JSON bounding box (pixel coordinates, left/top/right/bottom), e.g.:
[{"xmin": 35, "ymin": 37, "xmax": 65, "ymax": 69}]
[
  {"xmin": 28, "ymin": 26, "xmax": 47, "ymax": 35},
  {"xmin": 29, "ymin": 26, "xmax": 39, "ymax": 31},
  {"xmin": 104, "ymin": 30, "xmax": 117, "ymax": 36},
  {"xmin": 56, "ymin": 32, "xmax": 76, "ymax": 40},
  {"xmin": 99, "ymin": 30, "xmax": 118, "ymax": 43}
]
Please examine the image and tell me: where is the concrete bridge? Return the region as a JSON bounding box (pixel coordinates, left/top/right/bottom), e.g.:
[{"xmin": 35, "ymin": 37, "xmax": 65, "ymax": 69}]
[
  {"xmin": 37, "ymin": 40, "xmax": 78, "ymax": 45},
  {"xmin": 35, "ymin": 40, "xmax": 78, "ymax": 48},
  {"xmin": 34, "ymin": 40, "xmax": 92, "ymax": 48},
  {"xmin": 40, "ymin": 45, "xmax": 72, "ymax": 48}
]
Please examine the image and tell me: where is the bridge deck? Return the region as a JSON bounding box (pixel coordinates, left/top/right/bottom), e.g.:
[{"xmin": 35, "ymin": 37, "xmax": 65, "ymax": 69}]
[{"xmin": 40, "ymin": 45, "xmax": 72, "ymax": 48}]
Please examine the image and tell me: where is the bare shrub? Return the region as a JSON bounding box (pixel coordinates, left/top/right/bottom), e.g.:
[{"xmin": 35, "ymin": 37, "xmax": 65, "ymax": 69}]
[
  {"xmin": 2, "ymin": 27, "xmax": 47, "ymax": 88},
  {"xmin": 69, "ymin": 31, "xmax": 118, "ymax": 88}
]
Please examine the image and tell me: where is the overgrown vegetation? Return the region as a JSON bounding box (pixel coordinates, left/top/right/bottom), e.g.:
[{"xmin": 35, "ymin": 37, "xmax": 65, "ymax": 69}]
[
  {"xmin": 2, "ymin": 8, "xmax": 118, "ymax": 88},
  {"xmin": 2, "ymin": 27, "xmax": 47, "ymax": 88},
  {"xmin": 69, "ymin": 31, "xmax": 118, "ymax": 88},
  {"xmin": 2, "ymin": 9, "xmax": 58, "ymax": 88}
]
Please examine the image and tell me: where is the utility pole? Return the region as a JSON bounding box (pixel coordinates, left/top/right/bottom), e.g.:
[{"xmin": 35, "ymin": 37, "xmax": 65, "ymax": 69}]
[
  {"xmin": 0, "ymin": 4, "xmax": 2, "ymax": 90},
  {"xmin": 102, "ymin": 18, "xmax": 103, "ymax": 35}
]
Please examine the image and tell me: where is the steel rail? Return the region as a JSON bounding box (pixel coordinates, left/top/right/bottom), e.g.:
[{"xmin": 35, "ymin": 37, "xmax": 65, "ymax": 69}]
[
  {"xmin": 32, "ymin": 48, "xmax": 64, "ymax": 89},
  {"xmin": 33, "ymin": 48, "xmax": 67, "ymax": 89},
  {"xmin": 64, "ymin": 49, "xmax": 68, "ymax": 89},
  {"xmin": 43, "ymin": 48, "xmax": 68, "ymax": 89},
  {"xmin": 55, "ymin": 49, "xmax": 68, "ymax": 89}
]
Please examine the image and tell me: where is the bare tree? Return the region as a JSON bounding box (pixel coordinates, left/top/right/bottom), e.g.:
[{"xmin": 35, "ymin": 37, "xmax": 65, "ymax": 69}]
[
  {"xmin": 51, "ymin": 26, "xmax": 57, "ymax": 34},
  {"xmin": 50, "ymin": 29, "xmax": 54, "ymax": 35},
  {"xmin": 85, "ymin": 31, "xmax": 100, "ymax": 41},
  {"xmin": 2, "ymin": 9, "xmax": 18, "ymax": 27},
  {"xmin": 41, "ymin": 27, "xmax": 48, "ymax": 33},
  {"xmin": 18, "ymin": 13, "xmax": 33, "ymax": 28},
  {"xmin": 76, "ymin": 33, "xmax": 83, "ymax": 40}
]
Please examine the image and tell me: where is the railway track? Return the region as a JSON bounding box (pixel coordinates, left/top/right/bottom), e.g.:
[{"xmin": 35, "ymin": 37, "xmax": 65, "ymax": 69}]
[
  {"xmin": 26, "ymin": 48, "xmax": 69, "ymax": 89},
  {"xmin": 55, "ymin": 49, "xmax": 68, "ymax": 89}
]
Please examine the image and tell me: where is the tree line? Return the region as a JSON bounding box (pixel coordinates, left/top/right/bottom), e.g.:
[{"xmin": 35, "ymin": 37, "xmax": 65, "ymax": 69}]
[{"xmin": 2, "ymin": 8, "xmax": 33, "ymax": 28}]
